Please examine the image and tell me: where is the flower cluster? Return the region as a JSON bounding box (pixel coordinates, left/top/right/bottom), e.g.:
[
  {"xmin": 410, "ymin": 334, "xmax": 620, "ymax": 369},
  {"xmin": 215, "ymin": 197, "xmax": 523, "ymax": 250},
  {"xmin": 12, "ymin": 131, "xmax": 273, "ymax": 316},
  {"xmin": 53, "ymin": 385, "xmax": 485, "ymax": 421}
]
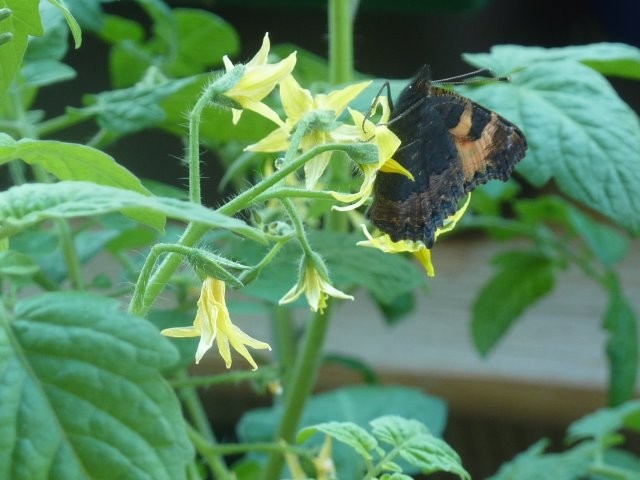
[{"xmin": 163, "ymin": 32, "xmax": 471, "ymax": 368}]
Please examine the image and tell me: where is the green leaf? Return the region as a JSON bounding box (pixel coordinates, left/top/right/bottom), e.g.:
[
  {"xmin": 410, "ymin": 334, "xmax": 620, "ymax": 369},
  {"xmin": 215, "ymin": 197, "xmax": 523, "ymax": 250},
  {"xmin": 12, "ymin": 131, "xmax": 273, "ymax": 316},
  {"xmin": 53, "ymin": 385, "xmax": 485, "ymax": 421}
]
[
  {"xmin": 380, "ymin": 474, "xmax": 413, "ymax": 480},
  {"xmin": 515, "ymin": 196, "xmax": 629, "ymax": 267},
  {"xmin": 460, "ymin": 61, "xmax": 640, "ymax": 234},
  {"xmin": 238, "ymin": 385, "xmax": 447, "ymax": 479},
  {"xmin": 23, "ymin": 1, "xmax": 67, "ymax": 62},
  {"xmin": 298, "ymin": 422, "xmax": 379, "ymax": 460},
  {"xmin": 0, "ymin": 181, "xmax": 266, "ymax": 243},
  {"xmin": 374, "ymin": 291, "xmax": 416, "ymax": 326},
  {"xmin": 0, "ymin": 0, "xmax": 44, "ymax": 99},
  {"xmin": 0, "ymin": 292, "xmax": 193, "ymax": 479},
  {"xmin": 21, "ymin": 59, "xmax": 76, "ymax": 87},
  {"xmin": 371, "ymin": 416, "xmax": 469, "ymax": 479},
  {"xmin": 100, "ymin": 14, "xmax": 144, "ymax": 44},
  {"xmin": 488, "ymin": 440, "xmax": 595, "ymax": 480},
  {"xmin": 167, "ymin": 9, "xmax": 238, "ymax": 77},
  {"xmin": 272, "ymin": 44, "xmax": 328, "ymax": 85},
  {"xmin": 0, "ymin": 250, "xmax": 39, "ymax": 277},
  {"xmin": 463, "ymin": 43, "xmax": 640, "ymax": 79},
  {"xmin": 567, "ymin": 400, "xmax": 640, "ymax": 444},
  {"xmin": 147, "ymin": 308, "xmax": 198, "ymax": 372},
  {"xmin": 63, "ymin": 0, "xmax": 103, "ymax": 32},
  {"xmin": 47, "ymin": 0, "xmax": 81, "ymax": 48},
  {"xmin": 83, "ymin": 75, "xmax": 198, "ymax": 134},
  {"xmin": 472, "ymin": 251, "xmax": 556, "ymax": 355},
  {"xmin": 0, "ymin": 136, "xmax": 150, "ymax": 194}
]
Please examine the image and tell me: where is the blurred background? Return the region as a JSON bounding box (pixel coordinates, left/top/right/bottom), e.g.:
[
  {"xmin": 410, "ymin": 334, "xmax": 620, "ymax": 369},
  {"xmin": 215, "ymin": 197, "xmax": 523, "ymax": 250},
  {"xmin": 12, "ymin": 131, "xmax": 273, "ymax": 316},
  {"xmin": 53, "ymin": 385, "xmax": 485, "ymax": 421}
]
[{"xmin": 32, "ymin": 0, "xmax": 640, "ymax": 477}]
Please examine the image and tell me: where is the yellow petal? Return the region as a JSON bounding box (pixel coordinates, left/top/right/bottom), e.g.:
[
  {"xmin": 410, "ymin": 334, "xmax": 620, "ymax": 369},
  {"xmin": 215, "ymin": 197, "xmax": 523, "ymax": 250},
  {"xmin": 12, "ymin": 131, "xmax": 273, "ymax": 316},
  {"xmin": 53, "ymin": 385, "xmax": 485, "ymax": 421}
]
[
  {"xmin": 379, "ymin": 158, "xmax": 414, "ymax": 181},
  {"xmin": 321, "ymin": 80, "xmax": 372, "ymax": 116},
  {"xmin": 247, "ymin": 32, "xmax": 270, "ymax": 67},
  {"xmin": 374, "ymin": 127, "xmax": 402, "ymax": 165},
  {"xmin": 244, "ymin": 100, "xmax": 285, "ymax": 126},
  {"xmin": 216, "ymin": 329, "xmax": 232, "ymax": 368},
  {"xmin": 227, "ymin": 53, "xmax": 297, "ymax": 102},
  {"xmin": 304, "ymin": 151, "xmax": 331, "ymax": 190},
  {"xmin": 331, "ymin": 167, "xmax": 376, "ymax": 211},
  {"xmin": 280, "ymin": 74, "xmax": 314, "ymax": 122},
  {"xmin": 413, "ymin": 248, "xmax": 435, "ymax": 277},
  {"xmin": 222, "ymin": 55, "xmax": 234, "ymax": 73},
  {"xmin": 245, "ymin": 126, "xmax": 290, "ymax": 152},
  {"xmin": 279, "ymin": 280, "xmax": 304, "ymax": 305},
  {"xmin": 195, "ymin": 304, "xmax": 218, "ymax": 364},
  {"xmin": 231, "ymin": 108, "xmax": 242, "ymax": 125},
  {"xmin": 160, "ymin": 326, "xmax": 200, "ymax": 338}
]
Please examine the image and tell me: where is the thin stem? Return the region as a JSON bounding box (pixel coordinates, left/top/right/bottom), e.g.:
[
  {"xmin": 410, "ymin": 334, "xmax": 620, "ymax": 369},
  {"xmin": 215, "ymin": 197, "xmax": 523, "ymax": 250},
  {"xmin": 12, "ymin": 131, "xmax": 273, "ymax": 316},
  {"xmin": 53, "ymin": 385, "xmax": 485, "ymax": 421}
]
[
  {"xmin": 253, "ymin": 187, "xmax": 336, "ymax": 203},
  {"xmin": 169, "ymin": 365, "xmax": 279, "ymax": 389},
  {"xmin": 272, "ymin": 306, "xmax": 296, "ymax": 387},
  {"xmin": 259, "ymin": 304, "xmax": 332, "ymax": 480},
  {"xmin": 36, "ymin": 111, "xmax": 89, "ymax": 137},
  {"xmin": 280, "ymin": 197, "xmax": 314, "ymax": 257},
  {"xmin": 185, "ymin": 422, "xmax": 232, "ymax": 480},
  {"xmin": 56, "ymin": 220, "xmax": 85, "ymax": 290},
  {"xmin": 187, "ymin": 424, "xmax": 311, "ymax": 459},
  {"xmin": 187, "ymin": 82, "xmax": 222, "ymax": 205},
  {"xmin": 328, "ymin": 0, "xmax": 354, "ymax": 84}
]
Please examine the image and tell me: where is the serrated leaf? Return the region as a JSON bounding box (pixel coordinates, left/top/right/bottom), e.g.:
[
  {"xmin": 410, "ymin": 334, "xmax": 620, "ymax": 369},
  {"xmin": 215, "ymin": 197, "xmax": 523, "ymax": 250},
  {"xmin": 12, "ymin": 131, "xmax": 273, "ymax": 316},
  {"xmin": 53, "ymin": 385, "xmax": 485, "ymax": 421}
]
[
  {"xmin": 370, "ymin": 416, "xmax": 469, "ymax": 479},
  {"xmin": 167, "ymin": 9, "xmax": 238, "ymax": 77},
  {"xmin": 460, "ymin": 61, "xmax": 640, "ymax": 234},
  {"xmin": 0, "ymin": 292, "xmax": 193, "ymax": 480},
  {"xmin": 568, "ymin": 400, "xmax": 640, "ymax": 445},
  {"xmin": 488, "ymin": 440, "xmax": 595, "ymax": 480},
  {"xmin": 83, "ymin": 75, "xmax": 197, "ymax": 134},
  {"xmin": 0, "ymin": 0, "xmax": 43, "ymax": 99},
  {"xmin": 463, "ymin": 43, "xmax": 640, "ymax": 79},
  {"xmin": 380, "ymin": 474, "xmax": 413, "ymax": 480},
  {"xmin": 602, "ymin": 277, "xmax": 638, "ymax": 405},
  {"xmin": 0, "ymin": 182, "xmax": 265, "ymax": 243},
  {"xmin": 238, "ymin": 386, "xmax": 447, "ymax": 479},
  {"xmin": 299, "ymin": 422, "xmax": 378, "ymax": 460},
  {"xmin": 472, "ymin": 251, "xmax": 556, "ymax": 355}
]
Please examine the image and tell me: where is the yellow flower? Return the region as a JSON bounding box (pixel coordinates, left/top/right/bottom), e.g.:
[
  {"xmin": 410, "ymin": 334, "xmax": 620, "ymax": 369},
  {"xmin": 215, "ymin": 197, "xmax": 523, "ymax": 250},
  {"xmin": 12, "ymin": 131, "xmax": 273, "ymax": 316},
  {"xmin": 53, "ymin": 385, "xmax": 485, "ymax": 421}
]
[
  {"xmin": 331, "ymin": 96, "xmax": 412, "ymax": 211},
  {"xmin": 246, "ymin": 74, "xmax": 373, "ymax": 189},
  {"xmin": 279, "ymin": 258, "xmax": 353, "ymax": 312},
  {"xmin": 358, "ymin": 194, "xmax": 472, "ymax": 277},
  {"xmin": 222, "ymin": 32, "xmax": 296, "ymax": 125},
  {"xmin": 161, "ymin": 278, "xmax": 271, "ymax": 370}
]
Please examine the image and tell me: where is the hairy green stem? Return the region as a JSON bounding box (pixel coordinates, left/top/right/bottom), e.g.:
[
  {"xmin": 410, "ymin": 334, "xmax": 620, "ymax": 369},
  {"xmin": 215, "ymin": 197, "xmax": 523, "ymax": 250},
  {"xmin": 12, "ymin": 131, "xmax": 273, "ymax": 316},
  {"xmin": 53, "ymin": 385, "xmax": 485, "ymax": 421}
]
[
  {"xmin": 280, "ymin": 197, "xmax": 314, "ymax": 257},
  {"xmin": 56, "ymin": 220, "xmax": 85, "ymax": 290},
  {"xmin": 272, "ymin": 306, "xmax": 297, "ymax": 386},
  {"xmin": 134, "ymin": 143, "xmax": 352, "ymax": 316},
  {"xmin": 36, "ymin": 111, "xmax": 89, "ymax": 137},
  {"xmin": 260, "ymin": 304, "xmax": 332, "ymax": 480}
]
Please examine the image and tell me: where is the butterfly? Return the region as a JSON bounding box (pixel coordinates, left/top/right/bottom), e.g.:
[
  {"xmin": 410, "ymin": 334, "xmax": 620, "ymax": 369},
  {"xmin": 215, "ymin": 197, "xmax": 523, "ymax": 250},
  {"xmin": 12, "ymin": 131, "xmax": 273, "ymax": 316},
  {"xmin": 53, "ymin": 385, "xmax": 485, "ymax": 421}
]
[{"xmin": 367, "ymin": 66, "xmax": 527, "ymax": 248}]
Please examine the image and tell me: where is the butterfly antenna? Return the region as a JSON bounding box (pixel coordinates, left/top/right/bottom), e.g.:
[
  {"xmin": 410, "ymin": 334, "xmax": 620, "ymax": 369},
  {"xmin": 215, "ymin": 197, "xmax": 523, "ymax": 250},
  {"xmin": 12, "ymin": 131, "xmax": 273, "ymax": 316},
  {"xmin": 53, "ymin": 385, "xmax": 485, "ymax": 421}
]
[
  {"xmin": 362, "ymin": 81, "xmax": 393, "ymax": 133},
  {"xmin": 432, "ymin": 68, "xmax": 510, "ymax": 86}
]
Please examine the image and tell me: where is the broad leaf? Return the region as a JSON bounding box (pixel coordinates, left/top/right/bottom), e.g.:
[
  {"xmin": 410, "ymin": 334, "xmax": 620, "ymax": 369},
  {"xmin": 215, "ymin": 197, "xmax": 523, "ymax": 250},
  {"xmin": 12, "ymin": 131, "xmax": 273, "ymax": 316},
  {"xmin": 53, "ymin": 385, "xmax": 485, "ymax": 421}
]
[
  {"xmin": 238, "ymin": 385, "xmax": 446, "ymax": 479},
  {"xmin": 0, "ymin": 181, "xmax": 265, "ymax": 243},
  {"xmin": 0, "ymin": 0, "xmax": 43, "ymax": 99},
  {"xmin": 602, "ymin": 278, "xmax": 638, "ymax": 405},
  {"xmin": 463, "ymin": 43, "xmax": 640, "ymax": 79},
  {"xmin": 0, "ymin": 135, "xmax": 151, "ymax": 194},
  {"xmin": 489, "ymin": 440, "xmax": 596, "ymax": 480},
  {"xmin": 0, "ymin": 292, "xmax": 193, "ymax": 480},
  {"xmin": 472, "ymin": 250, "xmax": 556, "ymax": 355},
  {"xmin": 460, "ymin": 60, "xmax": 640, "ymax": 234},
  {"xmin": 371, "ymin": 416, "xmax": 469, "ymax": 479},
  {"xmin": 298, "ymin": 422, "xmax": 378, "ymax": 460},
  {"xmin": 568, "ymin": 400, "xmax": 640, "ymax": 444},
  {"xmin": 83, "ymin": 76, "xmax": 197, "ymax": 134}
]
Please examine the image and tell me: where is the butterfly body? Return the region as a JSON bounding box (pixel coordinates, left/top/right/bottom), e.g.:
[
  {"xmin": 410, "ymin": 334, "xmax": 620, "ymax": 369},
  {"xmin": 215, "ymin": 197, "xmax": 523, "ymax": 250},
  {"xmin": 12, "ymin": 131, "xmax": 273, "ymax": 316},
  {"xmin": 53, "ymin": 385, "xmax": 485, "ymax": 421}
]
[{"xmin": 368, "ymin": 67, "xmax": 527, "ymax": 248}]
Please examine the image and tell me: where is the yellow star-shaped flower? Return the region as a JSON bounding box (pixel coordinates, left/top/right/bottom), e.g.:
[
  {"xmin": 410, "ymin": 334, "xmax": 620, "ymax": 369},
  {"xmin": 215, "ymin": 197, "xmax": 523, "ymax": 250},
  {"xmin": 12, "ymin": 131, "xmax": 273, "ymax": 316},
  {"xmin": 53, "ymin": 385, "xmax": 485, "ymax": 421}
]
[
  {"xmin": 161, "ymin": 278, "xmax": 271, "ymax": 369},
  {"xmin": 246, "ymin": 74, "xmax": 373, "ymax": 189},
  {"xmin": 222, "ymin": 33, "xmax": 296, "ymax": 125}
]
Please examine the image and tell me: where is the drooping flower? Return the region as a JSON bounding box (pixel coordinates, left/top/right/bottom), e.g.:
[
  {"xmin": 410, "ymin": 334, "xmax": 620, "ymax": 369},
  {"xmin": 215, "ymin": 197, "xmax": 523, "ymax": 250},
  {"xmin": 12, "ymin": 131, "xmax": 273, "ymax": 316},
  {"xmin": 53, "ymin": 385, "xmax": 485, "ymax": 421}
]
[
  {"xmin": 358, "ymin": 194, "xmax": 472, "ymax": 277},
  {"xmin": 279, "ymin": 256, "xmax": 353, "ymax": 313},
  {"xmin": 161, "ymin": 277, "xmax": 271, "ymax": 369},
  {"xmin": 330, "ymin": 96, "xmax": 413, "ymax": 211},
  {"xmin": 222, "ymin": 33, "xmax": 296, "ymax": 125},
  {"xmin": 246, "ymin": 74, "xmax": 373, "ymax": 188}
]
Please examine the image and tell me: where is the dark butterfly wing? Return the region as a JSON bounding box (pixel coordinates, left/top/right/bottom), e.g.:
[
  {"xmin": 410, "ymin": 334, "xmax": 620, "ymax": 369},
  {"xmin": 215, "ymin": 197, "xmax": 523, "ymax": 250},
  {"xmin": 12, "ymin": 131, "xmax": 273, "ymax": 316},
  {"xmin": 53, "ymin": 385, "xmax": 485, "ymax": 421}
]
[{"xmin": 368, "ymin": 82, "xmax": 527, "ymax": 248}]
